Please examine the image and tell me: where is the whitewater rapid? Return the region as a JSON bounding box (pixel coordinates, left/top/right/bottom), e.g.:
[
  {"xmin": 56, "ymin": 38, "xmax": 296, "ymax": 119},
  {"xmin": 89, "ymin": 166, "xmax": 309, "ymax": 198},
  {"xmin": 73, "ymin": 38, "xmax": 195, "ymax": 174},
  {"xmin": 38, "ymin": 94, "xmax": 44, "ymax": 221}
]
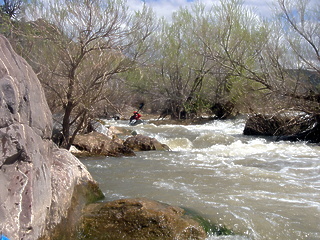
[{"xmin": 81, "ymin": 118, "xmax": 320, "ymax": 239}]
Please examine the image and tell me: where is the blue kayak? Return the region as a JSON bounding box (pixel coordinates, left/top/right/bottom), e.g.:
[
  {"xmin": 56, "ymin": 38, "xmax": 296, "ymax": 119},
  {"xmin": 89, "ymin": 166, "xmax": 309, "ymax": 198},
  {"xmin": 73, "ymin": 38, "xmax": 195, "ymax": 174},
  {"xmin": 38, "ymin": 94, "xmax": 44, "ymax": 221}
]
[{"xmin": 1, "ymin": 235, "xmax": 10, "ymax": 240}]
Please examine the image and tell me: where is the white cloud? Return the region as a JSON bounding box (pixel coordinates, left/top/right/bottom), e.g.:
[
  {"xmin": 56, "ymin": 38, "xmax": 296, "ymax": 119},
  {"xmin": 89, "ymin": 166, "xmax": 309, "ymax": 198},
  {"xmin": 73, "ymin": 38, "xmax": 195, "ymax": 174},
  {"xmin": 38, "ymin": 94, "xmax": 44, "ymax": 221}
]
[
  {"xmin": 243, "ymin": 0, "xmax": 276, "ymax": 18},
  {"xmin": 127, "ymin": 0, "xmax": 195, "ymax": 20},
  {"xmin": 127, "ymin": 0, "xmax": 276, "ymax": 20}
]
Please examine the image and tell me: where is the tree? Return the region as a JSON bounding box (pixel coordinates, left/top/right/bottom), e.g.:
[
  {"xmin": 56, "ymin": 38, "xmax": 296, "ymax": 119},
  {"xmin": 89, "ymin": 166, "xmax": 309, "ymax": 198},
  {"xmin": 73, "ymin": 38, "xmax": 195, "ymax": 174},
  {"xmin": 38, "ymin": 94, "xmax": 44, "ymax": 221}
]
[
  {"xmin": 204, "ymin": 0, "xmax": 273, "ymax": 113},
  {"xmin": 127, "ymin": 0, "xmax": 272, "ymax": 119},
  {"xmin": 278, "ymin": 0, "xmax": 319, "ymax": 74},
  {"xmin": 153, "ymin": 0, "xmax": 271, "ymax": 117},
  {"xmin": 0, "ymin": 0, "xmax": 23, "ymax": 38},
  {"xmin": 21, "ymin": 0, "xmax": 157, "ymax": 148},
  {"xmin": 275, "ymin": 0, "xmax": 320, "ymax": 113},
  {"xmin": 134, "ymin": 3, "xmax": 215, "ymax": 119},
  {"xmin": 0, "ymin": 0, "xmax": 22, "ymax": 19}
]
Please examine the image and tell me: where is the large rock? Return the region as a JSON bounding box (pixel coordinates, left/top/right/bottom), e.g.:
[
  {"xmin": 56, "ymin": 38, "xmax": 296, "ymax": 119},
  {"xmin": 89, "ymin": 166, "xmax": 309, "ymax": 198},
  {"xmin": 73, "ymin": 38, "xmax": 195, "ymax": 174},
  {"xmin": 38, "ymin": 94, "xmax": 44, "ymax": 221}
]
[
  {"xmin": 108, "ymin": 125, "xmax": 133, "ymax": 138},
  {"xmin": 243, "ymin": 113, "xmax": 313, "ymax": 136},
  {"xmin": 277, "ymin": 114, "xmax": 320, "ymax": 143},
  {"xmin": 79, "ymin": 198, "xmax": 207, "ymax": 240},
  {"xmin": 72, "ymin": 131, "xmax": 135, "ymax": 157},
  {"xmin": 243, "ymin": 113, "xmax": 320, "ymax": 143},
  {"xmin": 0, "ymin": 35, "xmax": 103, "ymax": 240},
  {"xmin": 124, "ymin": 134, "xmax": 170, "ymax": 151}
]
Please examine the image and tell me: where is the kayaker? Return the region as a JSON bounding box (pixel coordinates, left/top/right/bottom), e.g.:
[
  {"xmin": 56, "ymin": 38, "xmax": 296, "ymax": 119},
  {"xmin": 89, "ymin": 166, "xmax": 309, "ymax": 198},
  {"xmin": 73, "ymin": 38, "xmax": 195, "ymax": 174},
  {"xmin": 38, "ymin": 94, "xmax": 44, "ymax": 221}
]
[{"xmin": 130, "ymin": 111, "xmax": 141, "ymax": 122}]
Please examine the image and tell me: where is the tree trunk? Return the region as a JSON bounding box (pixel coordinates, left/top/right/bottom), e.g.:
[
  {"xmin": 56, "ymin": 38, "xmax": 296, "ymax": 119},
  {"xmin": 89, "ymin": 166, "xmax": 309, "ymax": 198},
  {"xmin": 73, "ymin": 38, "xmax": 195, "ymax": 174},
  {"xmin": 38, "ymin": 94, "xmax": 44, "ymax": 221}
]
[{"xmin": 62, "ymin": 101, "xmax": 73, "ymax": 149}]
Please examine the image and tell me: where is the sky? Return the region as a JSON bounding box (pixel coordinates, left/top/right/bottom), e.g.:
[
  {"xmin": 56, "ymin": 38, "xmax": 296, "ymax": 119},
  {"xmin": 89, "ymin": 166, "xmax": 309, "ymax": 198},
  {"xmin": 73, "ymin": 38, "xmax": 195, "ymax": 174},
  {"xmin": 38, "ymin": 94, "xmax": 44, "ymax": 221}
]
[
  {"xmin": 1, "ymin": 0, "xmax": 316, "ymax": 20},
  {"xmin": 0, "ymin": 0, "xmax": 275, "ymax": 19},
  {"xmin": 126, "ymin": 0, "xmax": 276, "ymax": 20}
]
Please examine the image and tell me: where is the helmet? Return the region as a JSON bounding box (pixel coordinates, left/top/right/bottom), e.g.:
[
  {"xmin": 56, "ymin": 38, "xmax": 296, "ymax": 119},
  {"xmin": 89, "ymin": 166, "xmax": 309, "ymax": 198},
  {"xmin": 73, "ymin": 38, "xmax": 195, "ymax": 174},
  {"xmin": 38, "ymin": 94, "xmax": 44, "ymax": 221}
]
[{"xmin": 133, "ymin": 111, "xmax": 138, "ymax": 114}]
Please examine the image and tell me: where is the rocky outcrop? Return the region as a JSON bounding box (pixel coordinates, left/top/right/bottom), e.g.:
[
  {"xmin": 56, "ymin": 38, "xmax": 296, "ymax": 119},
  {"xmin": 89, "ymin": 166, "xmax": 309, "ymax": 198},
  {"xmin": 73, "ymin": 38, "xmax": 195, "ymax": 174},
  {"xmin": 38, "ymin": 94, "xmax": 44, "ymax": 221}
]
[
  {"xmin": 72, "ymin": 131, "xmax": 135, "ymax": 157},
  {"xmin": 243, "ymin": 113, "xmax": 320, "ymax": 143},
  {"xmin": 243, "ymin": 114, "xmax": 285, "ymax": 136},
  {"xmin": 124, "ymin": 134, "xmax": 170, "ymax": 151},
  {"xmin": 0, "ymin": 35, "xmax": 103, "ymax": 240},
  {"xmin": 71, "ymin": 127, "xmax": 169, "ymax": 156},
  {"xmin": 243, "ymin": 113, "xmax": 313, "ymax": 136},
  {"xmin": 276, "ymin": 115, "xmax": 320, "ymax": 143},
  {"xmin": 79, "ymin": 198, "xmax": 207, "ymax": 240}
]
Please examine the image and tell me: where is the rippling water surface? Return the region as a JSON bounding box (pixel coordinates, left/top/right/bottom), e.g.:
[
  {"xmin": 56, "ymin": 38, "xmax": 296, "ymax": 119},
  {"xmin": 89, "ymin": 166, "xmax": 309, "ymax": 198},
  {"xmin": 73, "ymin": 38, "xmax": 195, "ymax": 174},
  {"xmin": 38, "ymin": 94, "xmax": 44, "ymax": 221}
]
[{"xmin": 81, "ymin": 118, "xmax": 320, "ymax": 240}]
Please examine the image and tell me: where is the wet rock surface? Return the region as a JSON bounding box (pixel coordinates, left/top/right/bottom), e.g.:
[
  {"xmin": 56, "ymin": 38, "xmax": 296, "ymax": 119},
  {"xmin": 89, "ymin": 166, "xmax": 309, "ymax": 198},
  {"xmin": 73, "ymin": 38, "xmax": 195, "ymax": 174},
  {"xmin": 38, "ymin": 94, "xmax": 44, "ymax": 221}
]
[
  {"xmin": 124, "ymin": 134, "xmax": 170, "ymax": 151},
  {"xmin": 79, "ymin": 198, "xmax": 207, "ymax": 240}
]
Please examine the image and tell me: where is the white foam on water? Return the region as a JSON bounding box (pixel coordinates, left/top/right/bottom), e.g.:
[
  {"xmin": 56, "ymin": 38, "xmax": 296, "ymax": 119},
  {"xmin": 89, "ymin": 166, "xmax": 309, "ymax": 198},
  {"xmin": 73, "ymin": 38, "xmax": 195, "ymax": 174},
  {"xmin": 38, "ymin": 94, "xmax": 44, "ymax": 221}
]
[{"xmin": 82, "ymin": 118, "xmax": 320, "ymax": 240}]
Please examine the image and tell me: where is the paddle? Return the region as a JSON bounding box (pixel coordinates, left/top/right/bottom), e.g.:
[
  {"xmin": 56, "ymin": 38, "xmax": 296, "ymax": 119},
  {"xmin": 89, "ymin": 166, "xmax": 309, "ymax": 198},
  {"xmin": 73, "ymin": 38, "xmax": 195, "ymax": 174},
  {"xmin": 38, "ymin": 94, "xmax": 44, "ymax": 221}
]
[{"xmin": 137, "ymin": 103, "xmax": 144, "ymax": 113}]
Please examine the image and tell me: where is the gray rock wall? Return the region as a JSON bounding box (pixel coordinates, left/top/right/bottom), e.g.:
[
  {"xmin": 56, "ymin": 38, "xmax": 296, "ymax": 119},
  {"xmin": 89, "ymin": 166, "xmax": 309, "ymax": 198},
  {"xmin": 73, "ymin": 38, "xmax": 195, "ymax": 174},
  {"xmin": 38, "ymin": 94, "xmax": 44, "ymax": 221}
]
[{"xmin": 0, "ymin": 35, "xmax": 101, "ymax": 239}]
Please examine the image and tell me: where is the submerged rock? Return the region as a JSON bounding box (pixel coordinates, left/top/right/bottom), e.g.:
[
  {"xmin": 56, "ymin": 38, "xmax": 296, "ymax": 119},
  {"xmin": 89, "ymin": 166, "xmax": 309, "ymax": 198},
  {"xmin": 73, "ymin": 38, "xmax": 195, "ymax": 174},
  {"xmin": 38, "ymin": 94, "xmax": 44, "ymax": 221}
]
[
  {"xmin": 124, "ymin": 134, "xmax": 170, "ymax": 151},
  {"xmin": 79, "ymin": 198, "xmax": 207, "ymax": 240},
  {"xmin": 0, "ymin": 34, "xmax": 103, "ymax": 239}
]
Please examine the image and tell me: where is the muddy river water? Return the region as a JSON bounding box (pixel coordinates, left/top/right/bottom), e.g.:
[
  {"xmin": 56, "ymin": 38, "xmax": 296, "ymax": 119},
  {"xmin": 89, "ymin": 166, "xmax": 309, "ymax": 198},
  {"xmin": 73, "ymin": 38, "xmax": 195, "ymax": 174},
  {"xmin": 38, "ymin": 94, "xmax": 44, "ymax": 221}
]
[{"xmin": 81, "ymin": 118, "xmax": 320, "ymax": 240}]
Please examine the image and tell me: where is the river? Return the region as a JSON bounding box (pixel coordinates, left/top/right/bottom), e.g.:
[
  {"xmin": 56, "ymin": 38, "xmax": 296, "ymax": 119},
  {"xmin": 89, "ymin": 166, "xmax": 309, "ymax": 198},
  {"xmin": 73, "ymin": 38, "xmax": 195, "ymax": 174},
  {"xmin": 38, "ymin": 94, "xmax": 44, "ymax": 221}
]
[{"xmin": 80, "ymin": 118, "xmax": 320, "ymax": 240}]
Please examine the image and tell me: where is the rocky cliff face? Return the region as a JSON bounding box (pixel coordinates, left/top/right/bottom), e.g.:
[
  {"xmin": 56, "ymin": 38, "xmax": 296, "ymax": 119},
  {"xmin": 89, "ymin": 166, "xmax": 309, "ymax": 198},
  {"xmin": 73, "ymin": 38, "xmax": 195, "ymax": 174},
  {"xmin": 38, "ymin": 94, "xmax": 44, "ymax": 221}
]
[{"xmin": 0, "ymin": 35, "xmax": 103, "ymax": 239}]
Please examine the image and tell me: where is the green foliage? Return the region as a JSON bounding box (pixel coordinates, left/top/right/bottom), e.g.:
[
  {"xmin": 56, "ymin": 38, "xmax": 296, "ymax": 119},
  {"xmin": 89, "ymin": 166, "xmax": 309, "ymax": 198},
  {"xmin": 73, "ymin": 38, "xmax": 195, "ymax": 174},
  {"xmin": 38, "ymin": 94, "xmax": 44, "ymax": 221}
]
[
  {"xmin": 183, "ymin": 94, "xmax": 211, "ymax": 114},
  {"xmin": 0, "ymin": 11, "xmax": 13, "ymax": 36},
  {"xmin": 183, "ymin": 207, "xmax": 234, "ymax": 236},
  {"xmin": 11, "ymin": 0, "xmax": 158, "ymax": 148},
  {"xmin": 148, "ymin": 0, "xmax": 272, "ymax": 117},
  {"xmin": 3, "ymin": 0, "xmax": 320, "ymax": 123}
]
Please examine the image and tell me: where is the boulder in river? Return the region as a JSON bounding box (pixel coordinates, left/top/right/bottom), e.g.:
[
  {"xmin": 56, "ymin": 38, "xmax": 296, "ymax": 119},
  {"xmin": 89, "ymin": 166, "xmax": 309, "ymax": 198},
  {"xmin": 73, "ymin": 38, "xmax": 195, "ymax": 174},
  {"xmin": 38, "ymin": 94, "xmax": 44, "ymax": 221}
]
[
  {"xmin": 79, "ymin": 198, "xmax": 207, "ymax": 240},
  {"xmin": 0, "ymin": 34, "xmax": 104, "ymax": 239},
  {"xmin": 72, "ymin": 131, "xmax": 135, "ymax": 157},
  {"xmin": 124, "ymin": 134, "xmax": 170, "ymax": 151},
  {"xmin": 108, "ymin": 125, "xmax": 133, "ymax": 137},
  {"xmin": 276, "ymin": 115, "xmax": 320, "ymax": 143},
  {"xmin": 243, "ymin": 113, "xmax": 314, "ymax": 136},
  {"xmin": 243, "ymin": 113, "xmax": 320, "ymax": 143}
]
